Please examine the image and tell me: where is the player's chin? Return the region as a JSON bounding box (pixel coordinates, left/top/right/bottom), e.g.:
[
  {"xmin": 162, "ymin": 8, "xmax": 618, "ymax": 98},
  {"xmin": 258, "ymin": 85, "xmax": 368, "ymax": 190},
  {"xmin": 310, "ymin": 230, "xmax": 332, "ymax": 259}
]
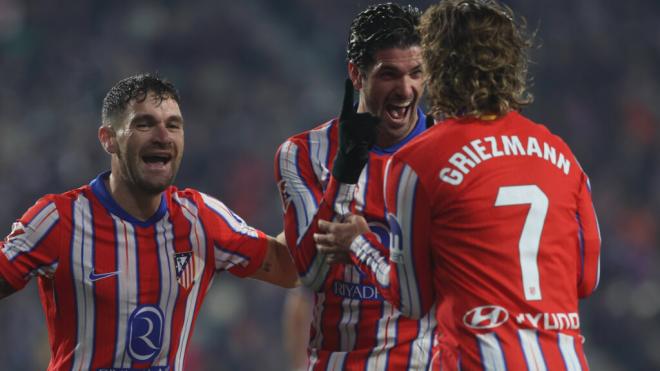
[{"xmin": 138, "ymin": 175, "xmax": 174, "ymax": 195}]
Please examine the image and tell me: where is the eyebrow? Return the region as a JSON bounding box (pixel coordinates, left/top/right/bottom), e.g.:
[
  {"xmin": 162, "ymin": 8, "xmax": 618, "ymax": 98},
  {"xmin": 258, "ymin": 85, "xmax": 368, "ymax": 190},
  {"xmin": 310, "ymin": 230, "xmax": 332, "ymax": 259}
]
[{"xmin": 130, "ymin": 113, "xmax": 184, "ymax": 124}]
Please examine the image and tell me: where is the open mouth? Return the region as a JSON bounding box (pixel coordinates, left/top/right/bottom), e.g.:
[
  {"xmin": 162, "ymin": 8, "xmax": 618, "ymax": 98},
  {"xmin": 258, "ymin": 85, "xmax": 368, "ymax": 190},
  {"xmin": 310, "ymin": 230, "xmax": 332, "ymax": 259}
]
[
  {"xmin": 142, "ymin": 153, "xmax": 172, "ymax": 168},
  {"xmin": 386, "ymin": 102, "xmax": 412, "ymax": 121}
]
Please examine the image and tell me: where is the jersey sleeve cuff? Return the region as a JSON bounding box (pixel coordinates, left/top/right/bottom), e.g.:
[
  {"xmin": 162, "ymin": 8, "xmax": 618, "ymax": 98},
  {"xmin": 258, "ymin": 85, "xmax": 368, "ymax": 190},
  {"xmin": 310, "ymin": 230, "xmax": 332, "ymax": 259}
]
[{"xmin": 230, "ymin": 235, "xmax": 269, "ymax": 278}]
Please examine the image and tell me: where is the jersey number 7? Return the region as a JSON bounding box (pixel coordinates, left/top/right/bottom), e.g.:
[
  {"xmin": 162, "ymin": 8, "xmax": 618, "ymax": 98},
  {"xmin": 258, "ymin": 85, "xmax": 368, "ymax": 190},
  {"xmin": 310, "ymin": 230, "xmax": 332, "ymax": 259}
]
[{"xmin": 495, "ymin": 185, "xmax": 549, "ymax": 301}]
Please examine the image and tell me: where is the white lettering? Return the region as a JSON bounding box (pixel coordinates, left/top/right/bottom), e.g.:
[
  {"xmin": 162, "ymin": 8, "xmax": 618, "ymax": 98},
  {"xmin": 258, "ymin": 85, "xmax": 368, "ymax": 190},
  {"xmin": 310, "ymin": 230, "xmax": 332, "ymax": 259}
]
[
  {"xmin": 440, "ymin": 135, "xmax": 572, "ymax": 187},
  {"xmin": 569, "ymin": 313, "xmax": 580, "ymax": 329},
  {"xmin": 502, "ymin": 135, "xmax": 525, "ymax": 155},
  {"xmin": 471, "ymin": 139, "xmax": 492, "ymax": 161},
  {"xmin": 543, "ymin": 143, "xmax": 557, "ymax": 165},
  {"xmin": 484, "ymin": 136, "xmax": 504, "ymax": 157},
  {"xmin": 526, "ymin": 137, "xmax": 543, "ymax": 158},
  {"xmin": 440, "ymin": 168, "xmax": 463, "ymax": 185},
  {"xmin": 462, "ymin": 145, "xmax": 482, "ymax": 164},
  {"xmin": 557, "ymin": 313, "xmax": 571, "ymax": 329},
  {"xmin": 448, "ymin": 153, "xmax": 476, "ymax": 174},
  {"xmin": 545, "ymin": 313, "xmax": 559, "ymax": 330},
  {"xmin": 525, "ymin": 313, "xmax": 542, "ymax": 328},
  {"xmin": 557, "ymin": 153, "xmax": 570, "ymax": 175}
]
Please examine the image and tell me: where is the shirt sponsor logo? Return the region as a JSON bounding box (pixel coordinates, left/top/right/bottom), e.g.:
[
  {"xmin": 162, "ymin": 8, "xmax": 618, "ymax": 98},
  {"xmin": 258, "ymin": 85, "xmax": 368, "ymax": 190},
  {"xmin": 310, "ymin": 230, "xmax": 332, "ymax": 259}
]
[
  {"xmin": 463, "ymin": 305, "xmax": 509, "ymax": 329},
  {"xmin": 127, "ymin": 305, "xmax": 164, "ymax": 362},
  {"xmin": 332, "ymin": 280, "xmax": 383, "ymax": 301},
  {"xmin": 514, "ymin": 312, "xmax": 580, "ymax": 330}
]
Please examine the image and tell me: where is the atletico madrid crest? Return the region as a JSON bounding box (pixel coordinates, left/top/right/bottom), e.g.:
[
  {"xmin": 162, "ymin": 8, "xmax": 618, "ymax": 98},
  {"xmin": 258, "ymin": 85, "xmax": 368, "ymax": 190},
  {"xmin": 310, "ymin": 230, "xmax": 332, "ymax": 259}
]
[{"xmin": 174, "ymin": 251, "xmax": 195, "ymax": 289}]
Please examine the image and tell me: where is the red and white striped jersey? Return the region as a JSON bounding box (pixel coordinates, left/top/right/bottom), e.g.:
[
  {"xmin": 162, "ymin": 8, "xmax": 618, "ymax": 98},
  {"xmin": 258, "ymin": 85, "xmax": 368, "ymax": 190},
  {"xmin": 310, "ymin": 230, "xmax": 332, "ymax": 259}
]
[
  {"xmin": 349, "ymin": 112, "xmax": 602, "ymax": 371},
  {"xmin": 0, "ymin": 171, "xmax": 268, "ymax": 371},
  {"xmin": 275, "ymin": 110, "xmax": 437, "ymax": 370}
]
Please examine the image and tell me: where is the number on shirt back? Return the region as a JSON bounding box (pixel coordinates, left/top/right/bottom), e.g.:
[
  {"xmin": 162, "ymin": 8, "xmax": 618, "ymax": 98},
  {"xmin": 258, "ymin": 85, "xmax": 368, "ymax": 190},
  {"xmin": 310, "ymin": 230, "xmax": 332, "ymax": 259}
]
[{"xmin": 494, "ymin": 185, "xmax": 548, "ymax": 301}]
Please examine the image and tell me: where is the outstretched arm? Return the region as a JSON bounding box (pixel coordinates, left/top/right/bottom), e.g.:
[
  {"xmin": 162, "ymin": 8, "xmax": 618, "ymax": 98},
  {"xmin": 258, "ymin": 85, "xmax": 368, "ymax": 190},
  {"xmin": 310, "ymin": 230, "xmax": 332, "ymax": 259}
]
[{"xmin": 250, "ymin": 235, "xmax": 300, "ymax": 288}]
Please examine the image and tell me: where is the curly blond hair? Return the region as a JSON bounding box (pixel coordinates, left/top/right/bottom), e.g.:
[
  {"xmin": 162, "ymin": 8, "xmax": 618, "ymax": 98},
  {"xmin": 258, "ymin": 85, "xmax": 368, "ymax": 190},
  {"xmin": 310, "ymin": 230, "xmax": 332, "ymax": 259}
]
[{"xmin": 420, "ymin": 0, "xmax": 534, "ymax": 118}]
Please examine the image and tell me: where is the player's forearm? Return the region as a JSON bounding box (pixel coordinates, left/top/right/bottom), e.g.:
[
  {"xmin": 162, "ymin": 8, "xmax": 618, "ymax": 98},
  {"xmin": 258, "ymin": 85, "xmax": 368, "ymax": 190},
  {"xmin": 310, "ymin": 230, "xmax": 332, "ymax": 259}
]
[
  {"xmin": 349, "ymin": 233, "xmax": 430, "ymax": 319},
  {"xmin": 251, "ymin": 236, "xmax": 299, "ymax": 288},
  {"xmin": 284, "ymin": 177, "xmax": 354, "ymax": 290}
]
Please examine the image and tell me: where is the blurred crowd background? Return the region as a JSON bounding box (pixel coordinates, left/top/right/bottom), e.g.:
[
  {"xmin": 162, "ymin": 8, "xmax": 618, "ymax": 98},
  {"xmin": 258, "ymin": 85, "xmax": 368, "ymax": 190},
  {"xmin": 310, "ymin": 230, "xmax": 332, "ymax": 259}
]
[{"xmin": 0, "ymin": 0, "xmax": 658, "ymax": 370}]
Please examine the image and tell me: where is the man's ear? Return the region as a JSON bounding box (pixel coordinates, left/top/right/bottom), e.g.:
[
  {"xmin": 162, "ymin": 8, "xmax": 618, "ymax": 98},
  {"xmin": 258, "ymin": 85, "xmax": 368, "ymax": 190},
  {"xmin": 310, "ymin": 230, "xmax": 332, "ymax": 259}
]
[
  {"xmin": 98, "ymin": 125, "xmax": 117, "ymax": 154},
  {"xmin": 347, "ymin": 62, "xmax": 363, "ymax": 90}
]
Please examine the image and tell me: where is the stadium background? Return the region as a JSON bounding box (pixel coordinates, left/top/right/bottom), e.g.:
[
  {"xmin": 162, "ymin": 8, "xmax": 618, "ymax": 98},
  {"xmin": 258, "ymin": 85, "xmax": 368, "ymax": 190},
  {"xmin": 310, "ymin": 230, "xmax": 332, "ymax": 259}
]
[{"xmin": 0, "ymin": 0, "xmax": 657, "ymax": 370}]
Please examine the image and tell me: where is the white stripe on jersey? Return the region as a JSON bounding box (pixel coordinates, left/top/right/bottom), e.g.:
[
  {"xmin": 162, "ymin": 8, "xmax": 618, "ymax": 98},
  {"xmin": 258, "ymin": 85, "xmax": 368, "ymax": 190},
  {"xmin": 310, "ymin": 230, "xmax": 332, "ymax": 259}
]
[
  {"xmin": 353, "ymin": 162, "xmax": 369, "ymax": 213},
  {"xmin": 333, "ymin": 182, "xmax": 356, "ymax": 217},
  {"xmin": 351, "ymin": 235, "xmax": 390, "ymax": 287},
  {"xmin": 394, "ymin": 164, "xmax": 422, "ymax": 318},
  {"xmin": 303, "ymin": 253, "xmax": 331, "ymax": 292},
  {"xmin": 477, "ymin": 333, "xmax": 506, "ymax": 371},
  {"xmin": 279, "ymin": 140, "xmax": 318, "ymax": 245},
  {"xmin": 214, "ymin": 245, "xmax": 251, "ymax": 271},
  {"xmin": 3, "ymin": 202, "xmax": 59, "ymax": 261},
  {"xmin": 174, "ymin": 195, "xmax": 207, "ymax": 371},
  {"xmin": 113, "ymin": 216, "xmax": 139, "ymax": 369},
  {"xmin": 409, "ymin": 303, "xmax": 437, "ymax": 370},
  {"xmin": 518, "ymin": 329, "xmax": 547, "ymax": 371},
  {"xmin": 154, "ymin": 214, "xmax": 178, "ymax": 367},
  {"xmin": 338, "ymin": 265, "xmax": 361, "ymax": 351},
  {"xmin": 326, "ymin": 351, "xmax": 347, "ymax": 371},
  {"xmin": 309, "ymin": 122, "xmax": 332, "ymax": 185},
  {"xmin": 366, "ymin": 302, "xmax": 400, "ymax": 371},
  {"xmin": 558, "ymin": 333, "xmax": 582, "ymax": 371},
  {"xmin": 70, "ymin": 195, "xmax": 95, "ymax": 371},
  {"xmin": 201, "ymin": 193, "xmax": 259, "ymax": 238}
]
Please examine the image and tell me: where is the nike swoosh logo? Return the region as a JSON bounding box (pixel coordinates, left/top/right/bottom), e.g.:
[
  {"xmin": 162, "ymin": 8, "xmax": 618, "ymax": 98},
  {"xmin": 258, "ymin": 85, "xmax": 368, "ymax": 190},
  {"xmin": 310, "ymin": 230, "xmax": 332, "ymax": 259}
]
[{"xmin": 89, "ymin": 270, "xmax": 120, "ymax": 282}]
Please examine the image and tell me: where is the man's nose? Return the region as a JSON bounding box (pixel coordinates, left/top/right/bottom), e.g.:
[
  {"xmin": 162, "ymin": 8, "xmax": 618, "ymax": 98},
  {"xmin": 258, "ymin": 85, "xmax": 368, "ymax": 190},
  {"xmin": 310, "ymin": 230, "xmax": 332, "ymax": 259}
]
[
  {"xmin": 394, "ymin": 76, "xmax": 416, "ymax": 98},
  {"xmin": 152, "ymin": 123, "xmax": 172, "ymax": 143}
]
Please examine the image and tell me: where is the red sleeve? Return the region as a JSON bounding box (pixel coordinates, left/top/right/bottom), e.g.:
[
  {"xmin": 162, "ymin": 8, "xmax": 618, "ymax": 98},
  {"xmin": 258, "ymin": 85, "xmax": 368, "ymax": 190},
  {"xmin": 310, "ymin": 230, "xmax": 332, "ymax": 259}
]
[
  {"xmin": 275, "ymin": 133, "xmax": 356, "ymax": 291},
  {"xmin": 349, "ymin": 156, "xmax": 435, "ymax": 318},
  {"xmin": 0, "ymin": 197, "xmax": 61, "ymax": 290},
  {"xmin": 576, "ymin": 173, "xmax": 601, "ymax": 298},
  {"xmin": 199, "ymin": 193, "xmax": 268, "ymax": 278}
]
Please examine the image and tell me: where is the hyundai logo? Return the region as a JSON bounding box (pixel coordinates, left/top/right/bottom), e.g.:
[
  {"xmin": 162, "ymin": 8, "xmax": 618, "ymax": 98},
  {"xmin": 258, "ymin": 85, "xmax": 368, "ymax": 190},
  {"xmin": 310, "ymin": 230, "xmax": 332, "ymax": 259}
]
[{"xmin": 463, "ymin": 305, "xmax": 509, "ymax": 329}]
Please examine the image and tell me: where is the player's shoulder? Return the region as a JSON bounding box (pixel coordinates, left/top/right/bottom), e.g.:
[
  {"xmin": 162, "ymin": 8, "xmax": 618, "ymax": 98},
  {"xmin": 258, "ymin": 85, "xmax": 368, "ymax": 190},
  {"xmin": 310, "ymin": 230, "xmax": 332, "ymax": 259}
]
[
  {"xmin": 510, "ymin": 112, "xmax": 575, "ymax": 154},
  {"xmin": 279, "ymin": 118, "xmax": 338, "ymax": 150},
  {"xmin": 171, "ymin": 187, "xmax": 229, "ymax": 212}
]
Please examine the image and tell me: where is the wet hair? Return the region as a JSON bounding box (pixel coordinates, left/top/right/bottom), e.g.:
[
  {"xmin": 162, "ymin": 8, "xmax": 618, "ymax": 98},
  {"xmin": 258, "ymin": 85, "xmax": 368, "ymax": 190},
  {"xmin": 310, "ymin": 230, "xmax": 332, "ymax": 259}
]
[
  {"xmin": 347, "ymin": 3, "xmax": 422, "ymax": 71},
  {"xmin": 420, "ymin": 0, "xmax": 534, "ymax": 118},
  {"xmin": 102, "ymin": 73, "xmax": 180, "ymax": 126}
]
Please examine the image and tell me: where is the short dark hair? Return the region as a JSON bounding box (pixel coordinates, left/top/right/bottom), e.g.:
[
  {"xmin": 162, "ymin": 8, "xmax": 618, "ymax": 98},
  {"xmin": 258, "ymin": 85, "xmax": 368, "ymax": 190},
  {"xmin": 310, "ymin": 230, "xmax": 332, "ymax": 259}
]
[
  {"xmin": 102, "ymin": 73, "xmax": 180, "ymax": 125},
  {"xmin": 420, "ymin": 0, "xmax": 534, "ymax": 118},
  {"xmin": 347, "ymin": 3, "xmax": 422, "ymax": 71}
]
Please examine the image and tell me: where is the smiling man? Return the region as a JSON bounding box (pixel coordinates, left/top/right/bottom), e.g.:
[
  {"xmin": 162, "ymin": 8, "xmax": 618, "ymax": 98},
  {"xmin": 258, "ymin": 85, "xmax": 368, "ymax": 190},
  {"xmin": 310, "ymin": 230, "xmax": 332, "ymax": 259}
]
[
  {"xmin": 275, "ymin": 4, "xmax": 437, "ymax": 370},
  {"xmin": 0, "ymin": 73, "xmax": 297, "ymax": 371}
]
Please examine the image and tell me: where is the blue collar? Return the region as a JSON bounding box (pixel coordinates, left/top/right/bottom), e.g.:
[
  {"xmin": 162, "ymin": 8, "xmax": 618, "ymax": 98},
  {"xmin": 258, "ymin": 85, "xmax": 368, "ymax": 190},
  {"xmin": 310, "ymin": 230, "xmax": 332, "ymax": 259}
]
[
  {"xmin": 90, "ymin": 171, "xmax": 168, "ymax": 227},
  {"xmin": 372, "ymin": 108, "xmax": 427, "ymax": 155}
]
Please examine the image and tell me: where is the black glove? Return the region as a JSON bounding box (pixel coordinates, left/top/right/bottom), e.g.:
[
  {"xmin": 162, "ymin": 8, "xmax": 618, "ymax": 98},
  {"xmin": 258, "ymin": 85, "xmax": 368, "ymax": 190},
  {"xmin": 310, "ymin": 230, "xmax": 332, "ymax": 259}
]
[{"xmin": 332, "ymin": 79, "xmax": 380, "ymax": 184}]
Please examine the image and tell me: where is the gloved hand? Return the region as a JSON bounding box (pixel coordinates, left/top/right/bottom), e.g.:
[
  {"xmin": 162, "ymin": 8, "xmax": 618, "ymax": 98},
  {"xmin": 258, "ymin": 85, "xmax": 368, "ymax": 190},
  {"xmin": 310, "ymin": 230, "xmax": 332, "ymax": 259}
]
[{"xmin": 332, "ymin": 79, "xmax": 380, "ymax": 184}]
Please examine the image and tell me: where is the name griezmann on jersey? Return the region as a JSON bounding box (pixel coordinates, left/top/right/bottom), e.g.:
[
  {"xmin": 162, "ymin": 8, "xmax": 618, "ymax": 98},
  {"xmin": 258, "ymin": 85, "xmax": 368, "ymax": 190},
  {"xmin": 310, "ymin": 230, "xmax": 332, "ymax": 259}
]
[{"xmin": 440, "ymin": 135, "xmax": 571, "ymax": 185}]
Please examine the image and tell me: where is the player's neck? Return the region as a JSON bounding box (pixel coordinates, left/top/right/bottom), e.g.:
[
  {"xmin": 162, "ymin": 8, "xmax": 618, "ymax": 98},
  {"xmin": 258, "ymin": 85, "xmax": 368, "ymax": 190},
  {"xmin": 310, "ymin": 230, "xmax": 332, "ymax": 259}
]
[{"xmin": 105, "ymin": 174, "xmax": 162, "ymax": 222}]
